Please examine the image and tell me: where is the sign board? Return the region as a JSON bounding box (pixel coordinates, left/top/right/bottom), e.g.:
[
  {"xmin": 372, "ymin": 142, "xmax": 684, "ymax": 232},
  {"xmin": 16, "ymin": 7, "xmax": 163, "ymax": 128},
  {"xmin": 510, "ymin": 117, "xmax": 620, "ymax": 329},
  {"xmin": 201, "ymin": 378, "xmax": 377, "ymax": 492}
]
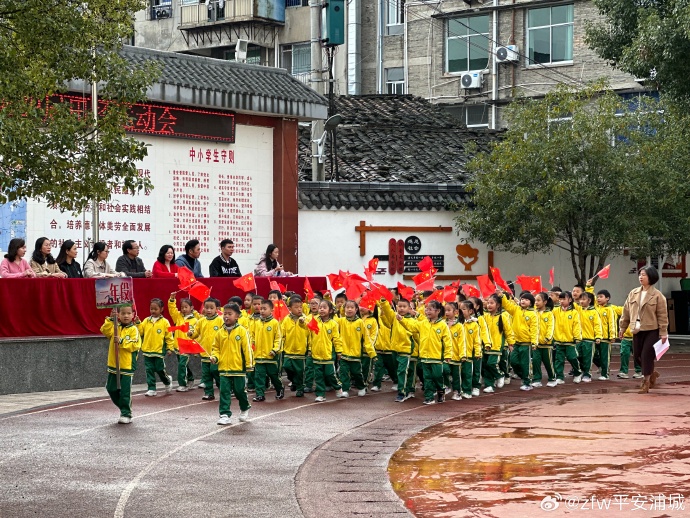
[
  {"xmin": 95, "ymin": 277, "xmax": 135, "ymax": 309},
  {"xmin": 403, "ymin": 255, "xmax": 445, "ymax": 273}
]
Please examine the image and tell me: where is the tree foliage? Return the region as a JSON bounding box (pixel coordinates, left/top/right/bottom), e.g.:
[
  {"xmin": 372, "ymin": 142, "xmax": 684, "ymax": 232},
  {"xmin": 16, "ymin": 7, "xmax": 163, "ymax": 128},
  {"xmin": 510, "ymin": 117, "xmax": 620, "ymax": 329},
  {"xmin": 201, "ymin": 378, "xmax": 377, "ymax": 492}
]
[
  {"xmin": 0, "ymin": 0, "xmax": 159, "ymax": 212},
  {"xmin": 456, "ymin": 81, "xmax": 690, "ymax": 285},
  {"xmin": 585, "ymin": 0, "xmax": 690, "ymax": 103}
]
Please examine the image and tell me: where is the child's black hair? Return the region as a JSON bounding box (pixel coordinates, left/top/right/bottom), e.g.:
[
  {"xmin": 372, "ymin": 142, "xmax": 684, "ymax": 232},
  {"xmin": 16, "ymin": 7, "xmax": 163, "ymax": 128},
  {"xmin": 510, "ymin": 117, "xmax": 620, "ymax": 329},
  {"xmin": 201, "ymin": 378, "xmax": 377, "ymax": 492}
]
[
  {"xmin": 261, "ymin": 298, "xmax": 274, "ymax": 310},
  {"xmin": 228, "ymin": 296, "xmax": 244, "ymax": 306},
  {"xmin": 335, "ymin": 292, "xmax": 347, "ymax": 301},
  {"xmin": 268, "ymin": 289, "xmax": 283, "ymax": 300},
  {"xmin": 320, "ymin": 299, "xmax": 336, "ymax": 319},
  {"xmin": 536, "ymin": 291, "xmax": 554, "ymax": 310},
  {"xmin": 520, "ymin": 292, "xmax": 536, "ymax": 307},
  {"xmin": 460, "ymin": 300, "xmax": 475, "ymax": 314},
  {"xmin": 581, "ymin": 291, "xmax": 595, "ymax": 306},
  {"xmin": 204, "ymin": 297, "xmax": 221, "ymax": 308},
  {"xmin": 150, "ymin": 298, "xmax": 164, "ymax": 309},
  {"xmin": 488, "ymin": 293, "xmax": 505, "ymax": 335},
  {"xmin": 344, "ymin": 300, "xmax": 361, "ymax": 318},
  {"xmin": 426, "ymin": 300, "xmax": 443, "ymax": 313},
  {"xmin": 314, "ymin": 291, "xmax": 324, "ymax": 298},
  {"xmin": 469, "ymin": 296, "xmax": 484, "ymax": 316},
  {"xmin": 551, "ymin": 286, "xmax": 562, "ymax": 293},
  {"xmin": 573, "ymin": 283, "xmax": 585, "ymax": 291},
  {"xmin": 288, "ymin": 295, "xmax": 303, "ymax": 306},
  {"xmin": 224, "ymin": 303, "xmax": 242, "ymax": 315},
  {"xmin": 597, "ymin": 289, "xmax": 611, "ymax": 299},
  {"xmin": 251, "ymin": 295, "xmax": 264, "ymax": 302}
]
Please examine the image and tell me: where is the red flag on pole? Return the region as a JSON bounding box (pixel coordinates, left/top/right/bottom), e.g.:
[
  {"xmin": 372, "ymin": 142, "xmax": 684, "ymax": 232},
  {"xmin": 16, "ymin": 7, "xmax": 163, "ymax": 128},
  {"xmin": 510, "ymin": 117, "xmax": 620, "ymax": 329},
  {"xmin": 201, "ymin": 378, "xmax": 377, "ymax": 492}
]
[
  {"xmin": 443, "ymin": 285, "xmax": 458, "ymax": 302},
  {"xmin": 516, "ymin": 275, "xmax": 543, "ymax": 294},
  {"xmin": 359, "ymin": 293, "xmax": 377, "ymax": 312},
  {"xmin": 269, "ymin": 280, "xmax": 287, "ymax": 294},
  {"xmin": 168, "ymin": 321, "xmax": 190, "ymax": 334},
  {"xmin": 273, "ymin": 300, "xmax": 289, "ymax": 321},
  {"xmin": 177, "ymin": 267, "xmax": 196, "ymax": 291},
  {"xmin": 476, "ymin": 275, "xmax": 497, "ymax": 298},
  {"xmin": 413, "ymin": 269, "xmax": 437, "ymax": 288},
  {"xmin": 417, "ymin": 256, "xmax": 434, "ymax": 272},
  {"xmin": 369, "ymin": 282, "xmax": 393, "ymax": 303},
  {"xmin": 490, "ymin": 267, "xmax": 513, "ymax": 294},
  {"xmin": 596, "ymin": 264, "xmax": 611, "ymax": 279},
  {"xmin": 365, "ymin": 257, "xmax": 379, "ymax": 280},
  {"xmin": 233, "ymin": 272, "xmax": 257, "ymax": 292},
  {"xmin": 307, "ymin": 317, "xmax": 320, "ymax": 334},
  {"xmin": 424, "ymin": 290, "xmax": 444, "ymax": 304},
  {"xmin": 397, "ymin": 282, "xmax": 415, "ymax": 302},
  {"xmin": 304, "ymin": 277, "xmax": 315, "ymax": 300},
  {"xmin": 327, "ymin": 273, "xmax": 344, "ymax": 291},
  {"xmin": 549, "ymin": 267, "xmax": 555, "ymax": 287},
  {"xmin": 177, "ymin": 338, "xmax": 206, "ymax": 355},
  {"xmin": 461, "ymin": 284, "xmax": 481, "ymax": 298},
  {"xmin": 188, "ymin": 282, "xmax": 211, "ymax": 303}
]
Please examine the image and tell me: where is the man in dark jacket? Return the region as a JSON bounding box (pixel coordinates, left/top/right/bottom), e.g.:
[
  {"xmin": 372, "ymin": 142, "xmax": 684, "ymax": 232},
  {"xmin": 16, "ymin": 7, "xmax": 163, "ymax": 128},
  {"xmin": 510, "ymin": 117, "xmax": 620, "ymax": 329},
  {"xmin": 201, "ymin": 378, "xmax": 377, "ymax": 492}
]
[
  {"xmin": 115, "ymin": 240, "xmax": 152, "ymax": 278},
  {"xmin": 209, "ymin": 239, "xmax": 242, "ymax": 277},
  {"xmin": 176, "ymin": 239, "xmax": 204, "ymax": 278}
]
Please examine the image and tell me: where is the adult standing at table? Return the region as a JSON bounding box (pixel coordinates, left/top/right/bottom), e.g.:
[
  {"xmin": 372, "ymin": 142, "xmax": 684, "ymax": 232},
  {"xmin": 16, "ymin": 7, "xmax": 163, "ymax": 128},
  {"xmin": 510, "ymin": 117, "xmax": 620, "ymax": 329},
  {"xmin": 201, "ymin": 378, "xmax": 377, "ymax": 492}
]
[
  {"xmin": 619, "ymin": 265, "xmax": 668, "ymax": 394},
  {"xmin": 254, "ymin": 244, "xmax": 294, "ymax": 277},
  {"xmin": 56, "ymin": 240, "xmax": 83, "ymax": 278},
  {"xmin": 209, "ymin": 239, "xmax": 241, "ymax": 277},
  {"xmin": 30, "ymin": 237, "xmax": 67, "ymax": 278},
  {"xmin": 116, "ymin": 240, "xmax": 152, "ymax": 278},
  {"xmin": 0, "ymin": 238, "xmax": 36, "ymax": 278},
  {"xmin": 84, "ymin": 242, "xmax": 124, "ymax": 278},
  {"xmin": 176, "ymin": 239, "xmax": 203, "ymax": 278},
  {"xmin": 152, "ymin": 244, "xmax": 179, "ymax": 278}
]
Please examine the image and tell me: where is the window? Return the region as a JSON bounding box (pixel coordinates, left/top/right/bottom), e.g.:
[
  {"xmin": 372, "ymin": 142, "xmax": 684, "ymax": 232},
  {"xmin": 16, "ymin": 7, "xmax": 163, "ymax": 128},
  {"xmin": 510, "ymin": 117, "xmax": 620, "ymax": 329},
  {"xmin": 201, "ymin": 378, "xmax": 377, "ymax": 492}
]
[
  {"xmin": 444, "ymin": 104, "xmax": 490, "ymax": 128},
  {"xmin": 386, "ymin": 0, "xmax": 404, "ymax": 35},
  {"xmin": 527, "ymin": 4, "xmax": 573, "ymax": 65},
  {"xmin": 224, "ymin": 46, "xmax": 262, "ymax": 65},
  {"xmin": 286, "ymin": 0, "xmax": 309, "ymax": 7},
  {"xmin": 446, "ymin": 15, "xmax": 490, "ymax": 74},
  {"xmin": 281, "ymin": 43, "xmax": 311, "ymax": 79},
  {"xmin": 385, "ymin": 67, "xmax": 405, "ymax": 95}
]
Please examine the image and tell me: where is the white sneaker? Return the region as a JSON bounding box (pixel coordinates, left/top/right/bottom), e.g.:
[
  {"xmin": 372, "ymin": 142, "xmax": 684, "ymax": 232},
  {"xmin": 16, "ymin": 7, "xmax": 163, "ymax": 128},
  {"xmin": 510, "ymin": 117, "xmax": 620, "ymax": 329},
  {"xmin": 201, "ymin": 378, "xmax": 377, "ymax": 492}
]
[
  {"xmin": 117, "ymin": 416, "xmax": 131, "ymax": 424},
  {"xmin": 176, "ymin": 385, "xmax": 189, "ymax": 392},
  {"xmin": 145, "ymin": 390, "xmax": 157, "ymax": 397},
  {"xmin": 546, "ymin": 380, "xmax": 558, "ymax": 388},
  {"xmin": 451, "ymin": 391, "xmax": 462, "ymax": 400},
  {"xmin": 238, "ymin": 410, "xmax": 249, "ymax": 422},
  {"xmin": 496, "ymin": 377, "xmax": 505, "ymax": 388},
  {"xmin": 338, "ymin": 391, "xmax": 349, "ymax": 398},
  {"xmin": 632, "ymin": 372, "xmax": 644, "ymax": 379},
  {"xmin": 217, "ymin": 415, "xmax": 232, "ymax": 425},
  {"xmin": 198, "ymin": 382, "xmax": 206, "ymax": 389},
  {"xmin": 504, "ymin": 377, "xmax": 511, "ymax": 385},
  {"xmin": 335, "ymin": 389, "xmax": 343, "ymax": 398},
  {"xmin": 357, "ymin": 389, "xmax": 366, "ymax": 397},
  {"xmin": 573, "ymin": 375, "xmax": 582, "ymax": 384},
  {"xmin": 471, "ymin": 388, "xmax": 480, "ymax": 397},
  {"xmin": 461, "ymin": 393, "xmax": 472, "ymax": 399},
  {"xmin": 556, "ymin": 379, "xmax": 565, "ymax": 385},
  {"xmin": 483, "ymin": 386, "xmax": 494, "ymax": 394},
  {"xmin": 444, "ymin": 387, "xmax": 452, "ymax": 395},
  {"xmin": 582, "ymin": 376, "xmax": 592, "ymax": 383},
  {"xmin": 510, "ymin": 373, "xmax": 520, "ymax": 379},
  {"xmin": 520, "ymin": 385, "xmax": 533, "ymax": 391},
  {"xmin": 598, "ymin": 376, "xmax": 609, "ymax": 381},
  {"xmin": 531, "ymin": 382, "xmax": 542, "ymax": 388},
  {"xmin": 165, "ymin": 375, "xmax": 173, "ymax": 394},
  {"xmin": 617, "ymin": 372, "xmax": 629, "ymax": 379},
  {"xmin": 370, "ymin": 386, "xmax": 381, "ymax": 392},
  {"xmin": 391, "ymin": 384, "xmax": 398, "ymax": 391},
  {"xmin": 315, "ymin": 396, "xmax": 326, "ymax": 402}
]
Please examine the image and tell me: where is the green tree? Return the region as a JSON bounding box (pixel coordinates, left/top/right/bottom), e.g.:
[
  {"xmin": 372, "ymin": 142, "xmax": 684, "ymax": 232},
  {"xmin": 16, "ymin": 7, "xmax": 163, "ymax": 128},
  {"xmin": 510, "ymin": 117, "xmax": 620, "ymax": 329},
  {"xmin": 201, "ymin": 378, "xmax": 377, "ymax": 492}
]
[
  {"xmin": 585, "ymin": 0, "xmax": 690, "ymax": 102},
  {"xmin": 456, "ymin": 81, "xmax": 690, "ymax": 285},
  {"xmin": 0, "ymin": 0, "xmax": 158, "ymax": 212}
]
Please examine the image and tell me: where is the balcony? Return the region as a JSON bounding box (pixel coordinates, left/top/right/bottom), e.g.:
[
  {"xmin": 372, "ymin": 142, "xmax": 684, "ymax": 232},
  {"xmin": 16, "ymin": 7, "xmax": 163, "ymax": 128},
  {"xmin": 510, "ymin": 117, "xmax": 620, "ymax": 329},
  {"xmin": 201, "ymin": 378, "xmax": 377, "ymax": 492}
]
[
  {"xmin": 180, "ymin": 0, "xmax": 285, "ymax": 28},
  {"xmin": 150, "ymin": 3, "xmax": 173, "ymax": 19}
]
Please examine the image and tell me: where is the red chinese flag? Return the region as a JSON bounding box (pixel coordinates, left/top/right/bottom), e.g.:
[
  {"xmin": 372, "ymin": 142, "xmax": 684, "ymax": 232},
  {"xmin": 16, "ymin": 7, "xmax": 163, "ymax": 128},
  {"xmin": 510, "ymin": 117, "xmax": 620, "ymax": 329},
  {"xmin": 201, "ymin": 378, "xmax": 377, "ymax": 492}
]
[
  {"xmin": 233, "ymin": 272, "xmax": 257, "ymax": 292},
  {"xmin": 307, "ymin": 317, "xmax": 320, "ymax": 334},
  {"xmin": 490, "ymin": 267, "xmax": 513, "ymax": 294},
  {"xmin": 177, "ymin": 338, "xmax": 206, "ymax": 355},
  {"xmin": 273, "ymin": 300, "xmax": 289, "ymax": 321},
  {"xmin": 370, "ymin": 283, "xmax": 393, "ymax": 303},
  {"xmin": 443, "ymin": 285, "xmax": 458, "ymax": 302},
  {"xmin": 424, "ymin": 290, "xmax": 444, "ymax": 304},
  {"xmin": 397, "ymin": 282, "xmax": 415, "ymax": 302},
  {"xmin": 327, "ymin": 273, "xmax": 344, "ymax": 291},
  {"xmin": 188, "ymin": 282, "xmax": 211, "ymax": 303},
  {"xmin": 304, "ymin": 277, "xmax": 315, "ymax": 300},
  {"xmin": 167, "ymin": 321, "xmax": 190, "ymax": 334},
  {"xmin": 461, "ymin": 284, "xmax": 481, "ymax": 299},
  {"xmin": 549, "ymin": 267, "xmax": 555, "ymax": 287},
  {"xmin": 368, "ymin": 257, "xmax": 379, "ymax": 272},
  {"xmin": 477, "ymin": 275, "xmax": 497, "ymax": 299},
  {"xmin": 359, "ymin": 293, "xmax": 377, "ymax": 312},
  {"xmin": 516, "ymin": 275, "xmax": 542, "ymax": 294},
  {"xmin": 177, "ymin": 266, "xmax": 196, "ymax": 290},
  {"xmin": 269, "ymin": 280, "xmax": 286, "ymax": 293},
  {"xmin": 596, "ymin": 264, "xmax": 611, "ymax": 279},
  {"xmin": 416, "ymin": 276, "xmax": 437, "ymax": 292},
  {"xmin": 417, "ymin": 256, "xmax": 434, "ymax": 272},
  {"xmin": 344, "ymin": 280, "xmax": 366, "ymax": 301},
  {"xmin": 413, "ymin": 269, "xmax": 438, "ymax": 288}
]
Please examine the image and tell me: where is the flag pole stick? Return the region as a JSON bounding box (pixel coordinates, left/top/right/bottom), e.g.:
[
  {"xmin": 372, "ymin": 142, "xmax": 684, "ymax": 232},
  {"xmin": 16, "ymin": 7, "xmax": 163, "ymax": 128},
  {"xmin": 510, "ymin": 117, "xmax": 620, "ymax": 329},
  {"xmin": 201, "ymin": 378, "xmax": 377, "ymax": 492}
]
[{"xmin": 114, "ymin": 310, "xmax": 121, "ymax": 390}]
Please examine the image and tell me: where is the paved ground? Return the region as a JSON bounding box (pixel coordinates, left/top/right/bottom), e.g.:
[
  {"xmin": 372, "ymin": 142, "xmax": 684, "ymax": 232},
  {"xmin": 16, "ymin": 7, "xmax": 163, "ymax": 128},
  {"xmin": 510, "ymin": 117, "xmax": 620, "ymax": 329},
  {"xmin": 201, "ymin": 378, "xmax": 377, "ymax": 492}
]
[{"xmin": 1, "ymin": 353, "xmax": 688, "ymax": 518}]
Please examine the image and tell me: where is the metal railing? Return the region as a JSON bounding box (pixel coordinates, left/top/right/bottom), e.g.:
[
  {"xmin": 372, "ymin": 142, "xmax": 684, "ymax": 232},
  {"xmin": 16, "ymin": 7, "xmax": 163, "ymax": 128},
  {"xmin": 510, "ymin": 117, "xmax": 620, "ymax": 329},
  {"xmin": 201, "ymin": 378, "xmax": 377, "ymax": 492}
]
[{"xmin": 180, "ymin": 0, "xmax": 254, "ymax": 26}]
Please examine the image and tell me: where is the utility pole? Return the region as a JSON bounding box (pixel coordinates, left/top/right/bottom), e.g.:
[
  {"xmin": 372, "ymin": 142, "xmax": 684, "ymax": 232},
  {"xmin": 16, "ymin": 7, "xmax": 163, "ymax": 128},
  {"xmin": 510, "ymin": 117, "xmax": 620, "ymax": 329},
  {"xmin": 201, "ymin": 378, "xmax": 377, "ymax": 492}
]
[
  {"xmin": 310, "ymin": 0, "xmax": 325, "ymax": 181},
  {"xmin": 91, "ymin": 51, "xmax": 100, "ymax": 245}
]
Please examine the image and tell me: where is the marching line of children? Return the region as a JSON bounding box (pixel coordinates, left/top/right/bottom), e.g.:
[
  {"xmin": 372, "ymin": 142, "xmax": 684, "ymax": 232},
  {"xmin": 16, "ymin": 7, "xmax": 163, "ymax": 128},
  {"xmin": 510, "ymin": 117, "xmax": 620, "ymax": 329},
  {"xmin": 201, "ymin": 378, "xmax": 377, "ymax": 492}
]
[{"xmin": 100, "ymin": 278, "xmax": 641, "ymax": 423}]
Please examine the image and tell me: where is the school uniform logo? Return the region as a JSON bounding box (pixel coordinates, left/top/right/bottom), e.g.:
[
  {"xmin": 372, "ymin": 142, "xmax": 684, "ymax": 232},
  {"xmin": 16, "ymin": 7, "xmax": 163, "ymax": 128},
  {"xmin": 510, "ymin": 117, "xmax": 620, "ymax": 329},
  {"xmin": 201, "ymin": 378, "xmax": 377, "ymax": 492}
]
[
  {"xmin": 214, "ymin": 326, "xmax": 220, "ymax": 331},
  {"xmin": 589, "ymin": 316, "xmax": 594, "ymax": 321},
  {"xmin": 157, "ymin": 329, "xmax": 162, "ymax": 334},
  {"xmin": 235, "ymin": 336, "xmax": 241, "ymax": 341},
  {"xmin": 356, "ymin": 327, "xmax": 361, "ymax": 332},
  {"xmin": 436, "ymin": 329, "xmax": 442, "ymax": 334},
  {"xmin": 367, "ymin": 325, "xmax": 372, "ymax": 330},
  {"xmin": 568, "ymin": 315, "xmax": 573, "ymax": 319},
  {"xmin": 267, "ymin": 326, "xmax": 272, "ymax": 331},
  {"xmin": 468, "ymin": 329, "xmax": 474, "ymax": 334},
  {"xmin": 327, "ymin": 329, "xmax": 332, "ymax": 334}
]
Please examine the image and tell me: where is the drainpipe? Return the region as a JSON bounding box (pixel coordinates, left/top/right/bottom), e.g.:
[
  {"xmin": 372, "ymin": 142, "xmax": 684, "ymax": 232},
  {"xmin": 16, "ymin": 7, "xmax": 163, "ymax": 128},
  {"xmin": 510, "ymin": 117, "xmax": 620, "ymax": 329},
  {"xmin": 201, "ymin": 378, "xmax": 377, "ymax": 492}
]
[
  {"xmin": 491, "ymin": 0, "xmax": 498, "ymax": 129},
  {"xmin": 347, "ymin": 0, "xmax": 361, "ymax": 94},
  {"xmin": 377, "ymin": 0, "xmax": 384, "ymax": 93}
]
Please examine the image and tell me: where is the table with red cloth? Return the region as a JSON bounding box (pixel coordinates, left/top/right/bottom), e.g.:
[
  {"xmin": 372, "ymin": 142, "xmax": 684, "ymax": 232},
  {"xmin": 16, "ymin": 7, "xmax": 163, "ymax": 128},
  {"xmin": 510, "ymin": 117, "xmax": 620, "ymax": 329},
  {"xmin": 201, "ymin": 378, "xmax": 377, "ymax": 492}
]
[{"xmin": 0, "ymin": 277, "xmax": 327, "ymax": 339}]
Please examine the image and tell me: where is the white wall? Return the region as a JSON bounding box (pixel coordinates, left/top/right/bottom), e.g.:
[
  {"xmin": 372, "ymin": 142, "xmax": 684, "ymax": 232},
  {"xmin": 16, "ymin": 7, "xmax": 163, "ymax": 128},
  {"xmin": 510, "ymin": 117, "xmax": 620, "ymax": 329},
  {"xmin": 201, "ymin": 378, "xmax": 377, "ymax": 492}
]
[{"xmin": 298, "ymin": 209, "xmax": 685, "ymax": 303}]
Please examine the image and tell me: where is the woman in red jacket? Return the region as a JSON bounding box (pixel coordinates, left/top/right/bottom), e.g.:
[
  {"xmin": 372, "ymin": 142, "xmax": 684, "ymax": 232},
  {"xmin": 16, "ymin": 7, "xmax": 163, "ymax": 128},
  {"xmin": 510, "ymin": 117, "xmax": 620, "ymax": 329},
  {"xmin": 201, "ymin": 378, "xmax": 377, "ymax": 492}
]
[{"xmin": 152, "ymin": 245, "xmax": 179, "ymax": 278}]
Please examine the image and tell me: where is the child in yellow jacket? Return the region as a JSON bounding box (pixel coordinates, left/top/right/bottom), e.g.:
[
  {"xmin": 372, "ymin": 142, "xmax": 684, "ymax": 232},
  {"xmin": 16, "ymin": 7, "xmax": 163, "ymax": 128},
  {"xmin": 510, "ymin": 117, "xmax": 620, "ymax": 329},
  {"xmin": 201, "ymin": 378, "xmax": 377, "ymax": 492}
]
[
  {"xmin": 101, "ymin": 305, "xmax": 141, "ymax": 424},
  {"xmin": 358, "ymin": 301, "xmax": 380, "ymax": 389},
  {"xmin": 137, "ymin": 298, "xmax": 175, "ymax": 397},
  {"xmin": 459, "ymin": 301, "xmax": 483, "ymax": 399},
  {"xmin": 308, "ymin": 300, "xmax": 344, "ymax": 401},
  {"xmin": 532, "ymin": 292, "xmax": 556, "ymax": 388},
  {"xmin": 189, "ymin": 297, "xmax": 224, "ymax": 401},
  {"xmin": 168, "ymin": 294, "xmax": 198, "ymax": 392},
  {"xmin": 336, "ymin": 301, "xmax": 377, "ymax": 397},
  {"xmin": 380, "ymin": 298, "xmax": 419, "ymax": 402},
  {"xmin": 483, "ymin": 294, "xmax": 515, "ymax": 392},
  {"xmin": 445, "ymin": 303, "xmax": 465, "ymax": 400},
  {"xmin": 281, "ymin": 296, "xmax": 310, "ymax": 397},
  {"xmin": 577, "ymin": 291, "xmax": 602, "ymax": 383},
  {"xmin": 211, "ymin": 303, "xmax": 253, "ymax": 425},
  {"xmin": 501, "ymin": 290, "xmax": 539, "ymax": 392},
  {"xmin": 252, "ymin": 299, "xmax": 283, "ymax": 402},
  {"xmin": 553, "ymin": 291, "xmax": 582, "ymax": 384}
]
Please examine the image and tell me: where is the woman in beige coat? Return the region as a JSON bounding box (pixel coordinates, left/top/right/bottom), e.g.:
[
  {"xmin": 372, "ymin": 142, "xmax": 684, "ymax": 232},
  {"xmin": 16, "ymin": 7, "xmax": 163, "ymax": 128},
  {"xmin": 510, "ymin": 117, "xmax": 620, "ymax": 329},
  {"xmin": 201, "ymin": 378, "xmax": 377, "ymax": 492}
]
[
  {"xmin": 619, "ymin": 266, "xmax": 668, "ymax": 394},
  {"xmin": 30, "ymin": 237, "xmax": 67, "ymax": 278}
]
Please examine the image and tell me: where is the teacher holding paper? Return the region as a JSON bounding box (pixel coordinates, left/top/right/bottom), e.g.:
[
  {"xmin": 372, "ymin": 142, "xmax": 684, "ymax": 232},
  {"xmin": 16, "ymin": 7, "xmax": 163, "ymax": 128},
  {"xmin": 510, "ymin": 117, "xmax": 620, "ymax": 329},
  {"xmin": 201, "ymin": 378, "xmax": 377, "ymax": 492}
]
[{"xmin": 619, "ymin": 265, "xmax": 668, "ymax": 394}]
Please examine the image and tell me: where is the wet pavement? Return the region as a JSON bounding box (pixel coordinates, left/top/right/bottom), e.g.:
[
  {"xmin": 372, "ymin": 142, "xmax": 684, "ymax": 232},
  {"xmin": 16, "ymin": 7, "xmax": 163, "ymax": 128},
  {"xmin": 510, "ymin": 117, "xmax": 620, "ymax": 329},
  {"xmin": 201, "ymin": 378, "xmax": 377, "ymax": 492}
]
[{"xmin": 0, "ymin": 353, "xmax": 688, "ymax": 518}]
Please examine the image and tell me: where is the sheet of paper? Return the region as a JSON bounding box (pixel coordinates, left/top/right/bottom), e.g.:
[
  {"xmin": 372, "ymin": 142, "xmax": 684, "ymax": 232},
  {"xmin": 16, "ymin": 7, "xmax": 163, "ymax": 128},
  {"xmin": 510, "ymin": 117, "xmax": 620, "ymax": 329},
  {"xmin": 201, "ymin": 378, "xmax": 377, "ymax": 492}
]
[{"xmin": 653, "ymin": 339, "xmax": 670, "ymax": 361}]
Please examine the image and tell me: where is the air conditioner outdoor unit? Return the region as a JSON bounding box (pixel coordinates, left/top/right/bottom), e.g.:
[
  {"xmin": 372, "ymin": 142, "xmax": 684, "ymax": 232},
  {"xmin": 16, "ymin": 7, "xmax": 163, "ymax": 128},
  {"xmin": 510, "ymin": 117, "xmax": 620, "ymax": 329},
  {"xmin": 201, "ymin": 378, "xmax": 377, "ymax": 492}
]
[
  {"xmin": 496, "ymin": 44, "xmax": 519, "ymax": 63},
  {"xmin": 235, "ymin": 39, "xmax": 249, "ymax": 62},
  {"xmin": 461, "ymin": 72, "xmax": 482, "ymax": 89}
]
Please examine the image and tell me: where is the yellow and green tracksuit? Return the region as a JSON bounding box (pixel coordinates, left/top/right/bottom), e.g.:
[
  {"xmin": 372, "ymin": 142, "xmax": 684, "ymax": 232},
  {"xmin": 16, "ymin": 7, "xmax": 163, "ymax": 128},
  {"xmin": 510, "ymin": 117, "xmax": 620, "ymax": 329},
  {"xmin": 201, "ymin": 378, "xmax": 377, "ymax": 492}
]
[
  {"xmin": 593, "ymin": 302, "xmax": 618, "ymax": 378},
  {"xmin": 579, "ymin": 305, "xmax": 603, "ymax": 378},
  {"xmin": 308, "ymin": 317, "xmax": 343, "ymax": 397},
  {"xmin": 137, "ymin": 316, "xmax": 175, "ymax": 391},
  {"xmin": 190, "ymin": 314, "xmax": 224, "ymax": 396},
  {"xmin": 211, "ymin": 323, "xmax": 253, "ymax": 416},
  {"xmin": 482, "ymin": 311, "xmax": 514, "ymax": 387},
  {"xmin": 532, "ymin": 309, "xmax": 556, "ymax": 383},
  {"xmin": 245, "ymin": 314, "xmax": 263, "ymax": 390},
  {"xmin": 335, "ymin": 316, "xmax": 377, "ymax": 392},
  {"xmin": 502, "ymin": 295, "xmax": 538, "ymax": 387},
  {"xmin": 281, "ymin": 314, "xmax": 310, "ymax": 394},
  {"xmin": 368, "ymin": 302, "xmax": 396, "ymax": 389},
  {"xmin": 553, "ymin": 305, "xmax": 582, "ymax": 380},
  {"xmin": 101, "ymin": 318, "xmax": 141, "ymax": 418},
  {"xmin": 447, "ymin": 321, "xmax": 465, "ymax": 393},
  {"xmin": 168, "ymin": 299, "xmax": 197, "ymax": 387},
  {"xmin": 473, "ymin": 315, "xmax": 492, "ymax": 390},
  {"xmin": 381, "ymin": 300, "xmax": 419, "ymax": 397},
  {"xmin": 402, "ymin": 316, "xmax": 452, "ymax": 400},
  {"xmin": 362, "ymin": 315, "xmax": 380, "ymax": 386},
  {"xmin": 252, "ymin": 316, "xmax": 283, "ymax": 398},
  {"xmin": 462, "ymin": 319, "xmax": 482, "ymax": 395}
]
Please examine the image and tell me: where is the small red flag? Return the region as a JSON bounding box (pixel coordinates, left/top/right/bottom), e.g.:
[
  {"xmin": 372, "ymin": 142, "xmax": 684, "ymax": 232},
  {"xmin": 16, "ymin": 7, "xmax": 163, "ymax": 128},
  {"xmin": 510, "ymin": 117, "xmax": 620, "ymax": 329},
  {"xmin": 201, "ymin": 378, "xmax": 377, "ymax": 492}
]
[
  {"xmin": 233, "ymin": 272, "xmax": 257, "ymax": 292},
  {"xmin": 273, "ymin": 300, "xmax": 289, "ymax": 321},
  {"xmin": 416, "ymin": 277, "xmax": 437, "ymax": 292},
  {"xmin": 443, "ymin": 285, "xmax": 458, "ymax": 302},
  {"xmin": 596, "ymin": 264, "xmax": 611, "ymax": 279},
  {"xmin": 307, "ymin": 317, "xmax": 320, "ymax": 334},
  {"xmin": 304, "ymin": 277, "xmax": 315, "ymax": 300},
  {"xmin": 359, "ymin": 293, "xmax": 377, "ymax": 312},
  {"xmin": 177, "ymin": 266, "xmax": 196, "ymax": 290},
  {"xmin": 424, "ymin": 290, "xmax": 444, "ymax": 304},
  {"xmin": 368, "ymin": 257, "xmax": 379, "ymax": 272},
  {"xmin": 490, "ymin": 267, "xmax": 513, "ymax": 294},
  {"xmin": 476, "ymin": 275, "xmax": 497, "ymax": 298},
  {"xmin": 413, "ymin": 269, "xmax": 438, "ymax": 288},
  {"xmin": 177, "ymin": 338, "xmax": 206, "ymax": 355},
  {"xmin": 168, "ymin": 321, "xmax": 190, "ymax": 334},
  {"xmin": 342, "ymin": 273, "xmax": 366, "ymax": 300},
  {"xmin": 188, "ymin": 282, "xmax": 211, "ymax": 303},
  {"xmin": 461, "ymin": 284, "xmax": 481, "ymax": 299},
  {"xmin": 516, "ymin": 275, "xmax": 542, "ymax": 294},
  {"xmin": 327, "ymin": 273, "xmax": 344, "ymax": 290},
  {"xmin": 397, "ymin": 282, "xmax": 415, "ymax": 302},
  {"xmin": 269, "ymin": 280, "xmax": 287, "ymax": 294},
  {"xmin": 370, "ymin": 282, "xmax": 393, "ymax": 303},
  {"xmin": 417, "ymin": 256, "xmax": 434, "ymax": 272},
  {"xmin": 549, "ymin": 267, "xmax": 555, "ymax": 287}
]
